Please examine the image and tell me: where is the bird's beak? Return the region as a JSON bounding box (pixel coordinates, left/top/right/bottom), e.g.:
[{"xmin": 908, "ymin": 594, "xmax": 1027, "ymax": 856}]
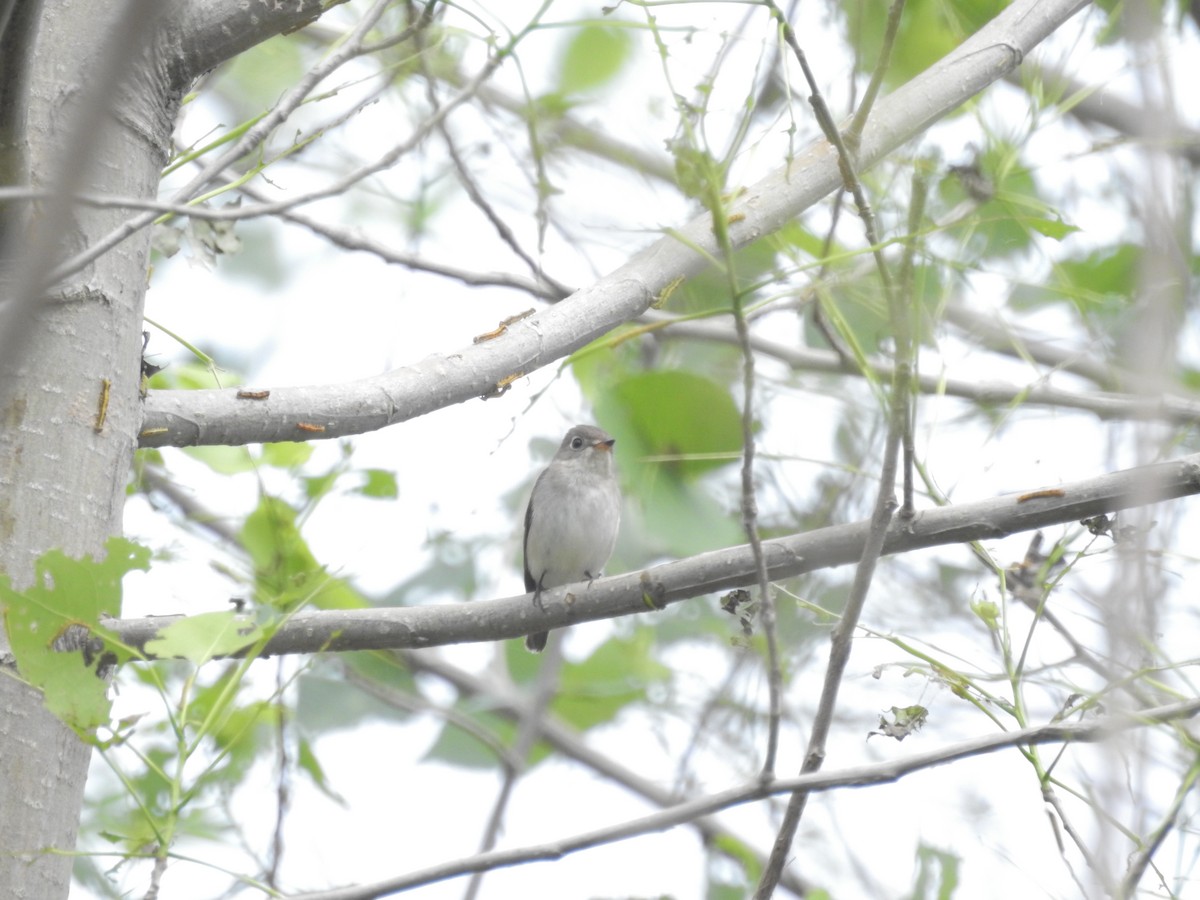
[{"xmin": 595, "ymin": 439, "xmax": 615, "ymax": 453}]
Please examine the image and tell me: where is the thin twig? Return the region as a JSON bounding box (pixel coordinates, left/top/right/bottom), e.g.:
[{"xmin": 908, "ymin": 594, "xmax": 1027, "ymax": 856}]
[
  {"xmin": 1041, "ymin": 780, "xmax": 1105, "ymax": 888},
  {"xmin": 282, "ymin": 699, "xmax": 1200, "ymax": 900},
  {"xmin": 755, "ymin": 4, "xmax": 907, "ymax": 892},
  {"xmin": 1119, "ymin": 758, "xmax": 1200, "ymax": 897},
  {"xmin": 267, "ymin": 659, "xmax": 291, "ymax": 889},
  {"xmin": 729, "ymin": 275, "xmax": 782, "ymax": 777},
  {"xmin": 461, "ymin": 644, "xmax": 562, "ymax": 900},
  {"xmin": 894, "ymin": 164, "xmax": 929, "ymax": 516},
  {"xmin": 415, "ymin": 23, "xmax": 571, "ymax": 301},
  {"xmin": 46, "ymin": 0, "xmax": 399, "ymax": 285},
  {"xmin": 844, "ymin": 0, "xmax": 907, "ymax": 145},
  {"xmin": 650, "ymin": 315, "xmax": 1200, "ymax": 425},
  {"xmin": 642, "ymin": 3, "xmax": 785, "ymax": 778},
  {"xmin": 399, "ymin": 652, "xmax": 810, "ymax": 898}
]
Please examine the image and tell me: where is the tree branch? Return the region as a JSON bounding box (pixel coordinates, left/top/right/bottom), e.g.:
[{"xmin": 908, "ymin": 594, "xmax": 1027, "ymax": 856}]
[
  {"xmin": 161, "ymin": 0, "xmax": 331, "ymax": 93},
  {"xmin": 283, "ymin": 698, "xmax": 1200, "ymax": 900},
  {"xmin": 109, "ymin": 452, "xmax": 1200, "ymax": 657},
  {"xmin": 653, "ymin": 315, "xmax": 1200, "ymax": 424},
  {"xmin": 137, "ymin": 0, "xmax": 1093, "ymax": 449},
  {"xmin": 400, "ymin": 650, "xmax": 812, "ymax": 897}
]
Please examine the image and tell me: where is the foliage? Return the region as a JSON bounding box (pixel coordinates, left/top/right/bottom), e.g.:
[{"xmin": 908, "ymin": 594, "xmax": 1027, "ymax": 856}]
[
  {"xmin": 0, "ymin": 539, "xmax": 149, "ymax": 732},
  {"xmin": 5, "ymin": 0, "xmax": 1197, "ymax": 898}
]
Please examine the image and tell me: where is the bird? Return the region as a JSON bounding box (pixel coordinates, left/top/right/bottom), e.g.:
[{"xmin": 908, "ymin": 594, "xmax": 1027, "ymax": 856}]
[{"xmin": 522, "ymin": 425, "xmax": 621, "ymax": 652}]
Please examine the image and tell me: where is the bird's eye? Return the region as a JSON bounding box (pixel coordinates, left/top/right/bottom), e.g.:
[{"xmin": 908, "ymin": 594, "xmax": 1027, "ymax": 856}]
[{"xmin": 571, "ymin": 436, "xmax": 585, "ymax": 450}]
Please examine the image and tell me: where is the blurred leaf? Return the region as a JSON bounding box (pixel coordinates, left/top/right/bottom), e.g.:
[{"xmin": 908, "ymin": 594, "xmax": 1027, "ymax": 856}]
[
  {"xmin": 261, "ymin": 441, "xmax": 314, "ymax": 469},
  {"xmin": 188, "ymin": 216, "xmax": 243, "ymax": 265},
  {"xmin": 184, "ymin": 444, "xmax": 257, "ymax": 475},
  {"xmin": 297, "ymin": 734, "xmax": 346, "ymax": 804},
  {"xmin": 0, "ymin": 538, "xmax": 148, "ymax": 732},
  {"xmin": 710, "ymin": 831, "xmax": 762, "ymax": 894},
  {"xmin": 588, "ymin": 370, "xmax": 747, "ymax": 557},
  {"xmin": 708, "ymin": 883, "xmax": 748, "ymax": 900},
  {"xmin": 911, "ymin": 843, "xmax": 961, "ymax": 900},
  {"xmin": 553, "ymin": 632, "xmax": 669, "ymax": 732},
  {"xmin": 355, "ymin": 468, "xmax": 399, "ymax": 499},
  {"xmin": 214, "ymin": 698, "xmax": 277, "ymax": 755},
  {"xmin": 671, "ymin": 142, "xmax": 719, "ymax": 201},
  {"xmin": 385, "ymin": 530, "xmax": 485, "ymax": 604},
  {"xmin": 423, "ymin": 705, "xmax": 512, "ymax": 769},
  {"xmin": 605, "ymin": 370, "xmax": 743, "ymax": 480},
  {"xmin": 677, "ymin": 236, "xmax": 782, "ymax": 315},
  {"xmin": 240, "ymin": 496, "xmax": 364, "ymax": 610},
  {"xmin": 1010, "ymin": 243, "xmax": 1138, "ymax": 320},
  {"xmin": 816, "ymin": 262, "xmax": 945, "ymax": 355},
  {"xmin": 296, "ymin": 666, "xmax": 413, "ymax": 733},
  {"xmin": 1024, "ymin": 215, "xmax": 1078, "ymax": 240},
  {"xmin": 846, "ymin": 0, "xmax": 1006, "ymax": 88},
  {"xmin": 970, "ymin": 597, "xmax": 1000, "ymax": 632},
  {"xmin": 303, "ymin": 471, "xmax": 339, "ymax": 501},
  {"xmin": 219, "ymin": 220, "xmax": 287, "ymax": 287},
  {"xmin": 143, "ymin": 611, "xmax": 262, "ymax": 665},
  {"xmin": 152, "ymin": 223, "xmax": 183, "ymax": 258},
  {"xmin": 556, "ymin": 24, "xmax": 632, "ymax": 95},
  {"xmin": 939, "ymin": 146, "xmax": 1044, "ymax": 259},
  {"xmin": 216, "ymin": 34, "xmax": 306, "ymax": 118}
]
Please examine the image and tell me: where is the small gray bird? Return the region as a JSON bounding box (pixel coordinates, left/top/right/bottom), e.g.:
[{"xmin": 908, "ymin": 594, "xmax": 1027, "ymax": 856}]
[{"xmin": 522, "ymin": 425, "xmax": 621, "ymax": 652}]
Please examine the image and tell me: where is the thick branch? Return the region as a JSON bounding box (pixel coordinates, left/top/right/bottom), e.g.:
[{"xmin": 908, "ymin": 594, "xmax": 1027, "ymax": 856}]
[
  {"xmin": 137, "ymin": 0, "xmax": 1092, "ymax": 448},
  {"xmin": 161, "ymin": 0, "xmax": 330, "ymax": 91},
  {"xmin": 110, "ymin": 451, "xmax": 1200, "ymax": 656}
]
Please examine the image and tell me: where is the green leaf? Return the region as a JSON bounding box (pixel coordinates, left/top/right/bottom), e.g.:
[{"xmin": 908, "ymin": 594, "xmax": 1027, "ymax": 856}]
[
  {"xmin": 218, "ymin": 34, "xmax": 306, "ymax": 116},
  {"xmin": 261, "ymin": 441, "xmax": 314, "ymax": 468},
  {"xmin": 846, "ymin": 0, "xmax": 1006, "ymax": 89},
  {"xmin": 303, "ymin": 471, "xmax": 339, "ymax": 501},
  {"xmin": 1023, "ymin": 215, "xmax": 1079, "ymax": 240},
  {"xmin": 592, "ymin": 370, "xmax": 747, "ymax": 557},
  {"xmin": 184, "ymin": 444, "xmax": 257, "ymax": 475},
  {"xmin": 938, "ymin": 142, "xmax": 1051, "ymax": 259},
  {"xmin": 556, "ymin": 24, "xmax": 632, "ymax": 95},
  {"xmin": 150, "ymin": 360, "xmax": 232, "ymax": 392},
  {"xmin": 970, "ymin": 597, "xmax": 1000, "ymax": 632},
  {"xmin": 711, "ymin": 832, "xmax": 763, "ymax": 885},
  {"xmin": 143, "ymin": 611, "xmax": 263, "ymax": 665},
  {"xmin": 912, "ymin": 843, "xmax": 961, "ymax": 900},
  {"xmin": 424, "ymin": 706, "xmax": 513, "ymax": 769},
  {"xmin": 605, "ymin": 370, "xmax": 743, "ymax": 480},
  {"xmin": 297, "ymin": 734, "xmax": 346, "ymax": 804},
  {"xmin": 0, "ymin": 538, "xmax": 150, "ymax": 731},
  {"xmin": 355, "ymin": 468, "xmax": 399, "ymax": 499},
  {"xmin": 1010, "ymin": 243, "xmax": 1138, "ymax": 320},
  {"xmin": 240, "ymin": 496, "xmax": 364, "ymax": 610},
  {"xmin": 296, "ymin": 664, "xmax": 412, "ymax": 732},
  {"xmin": 553, "ymin": 632, "xmax": 669, "ymax": 732}
]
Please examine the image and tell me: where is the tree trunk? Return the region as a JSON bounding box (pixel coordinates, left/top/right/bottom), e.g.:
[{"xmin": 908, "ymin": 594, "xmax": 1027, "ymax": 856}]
[
  {"xmin": 0, "ymin": 1, "xmax": 174, "ymax": 894},
  {"xmin": 0, "ymin": 0, "xmax": 332, "ymax": 891}
]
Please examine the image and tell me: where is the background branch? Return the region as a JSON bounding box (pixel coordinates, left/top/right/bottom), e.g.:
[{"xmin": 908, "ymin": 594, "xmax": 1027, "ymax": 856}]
[{"xmin": 284, "ymin": 698, "xmax": 1200, "ymax": 900}]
